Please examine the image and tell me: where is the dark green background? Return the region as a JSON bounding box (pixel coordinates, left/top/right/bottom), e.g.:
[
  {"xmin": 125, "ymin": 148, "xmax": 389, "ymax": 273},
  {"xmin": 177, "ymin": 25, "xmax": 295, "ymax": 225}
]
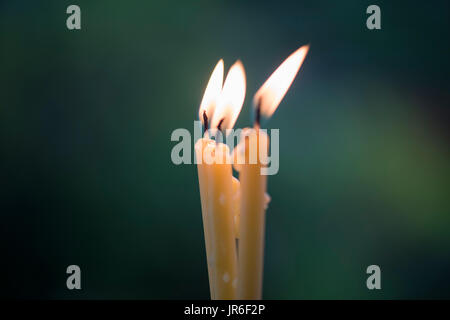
[{"xmin": 1, "ymin": 1, "xmax": 449, "ymax": 299}]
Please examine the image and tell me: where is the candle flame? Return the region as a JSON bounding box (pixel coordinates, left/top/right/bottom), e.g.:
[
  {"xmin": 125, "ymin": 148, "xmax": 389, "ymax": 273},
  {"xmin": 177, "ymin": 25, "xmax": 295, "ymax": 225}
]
[
  {"xmin": 254, "ymin": 45, "xmax": 309, "ymax": 118},
  {"xmin": 199, "ymin": 59, "xmax": 224, "ymax": 125},
  {"xmin": 211, "ymin": 60, "xmax": 246, "ymax": 130}
]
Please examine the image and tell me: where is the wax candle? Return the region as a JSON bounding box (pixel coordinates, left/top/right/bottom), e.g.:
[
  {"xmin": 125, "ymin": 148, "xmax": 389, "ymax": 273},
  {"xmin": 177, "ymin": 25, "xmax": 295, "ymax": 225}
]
[
  {"xmin": 235, "ymin": 128, "xmax": 269, "ymax": 300},
  {"xmin": 236, "ymin": 45, "xmax": 309, "ymax": 299},
  {"xmin": 196, "ymin": 137, "xmax": 238, "ymax": 299},
  {"xmin": 196, "ymin": 60, "xmax": 224, "ymax": 299},
  {"xmin": 204, "ymin": 141, "xmax": 238, "ymax": 299},
  {"xmin": 196, "ymin": 59, "xmax": 246, "ymax": 299},
  {"xmin": 195, "ymin": 137, "xmax": 215, "ymax": 298}
]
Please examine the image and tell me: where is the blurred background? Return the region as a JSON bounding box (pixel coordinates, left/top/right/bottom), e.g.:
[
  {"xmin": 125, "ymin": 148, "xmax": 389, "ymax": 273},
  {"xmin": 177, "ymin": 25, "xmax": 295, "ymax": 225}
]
[{"xmin": 1, "ymin": 0, "xmax": 449, "ymax": 299}]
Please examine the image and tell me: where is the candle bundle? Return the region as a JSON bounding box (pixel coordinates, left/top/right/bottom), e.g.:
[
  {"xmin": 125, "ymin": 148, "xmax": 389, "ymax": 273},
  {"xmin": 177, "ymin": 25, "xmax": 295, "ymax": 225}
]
[{"xmin": 195, "ymin": 45, "xmax": 309, "ymax": 300}]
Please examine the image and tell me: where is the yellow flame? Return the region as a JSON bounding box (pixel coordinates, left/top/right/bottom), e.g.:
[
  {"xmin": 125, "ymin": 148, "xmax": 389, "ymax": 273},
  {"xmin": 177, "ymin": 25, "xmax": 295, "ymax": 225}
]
[
  {"xmin": 199, "ymin": 59, "xmax": 224, "ymax": 125},
  {"xmin": 211, "ymin": 60, "xmax": 246, "ymax": 130},
  {"xmin": 254, "ymin": 45, "xmax": 309, "ymax": 118}
]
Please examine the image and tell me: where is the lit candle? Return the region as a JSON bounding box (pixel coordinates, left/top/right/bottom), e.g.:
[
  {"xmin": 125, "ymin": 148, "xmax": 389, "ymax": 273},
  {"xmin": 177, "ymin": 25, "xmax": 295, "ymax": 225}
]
[
  {"xmin": 196, "ymin": 60, "xmax": 246, "ymax": 299},
  {"xmin": 236, "ymin": 45, "xmax": 309, "ymax": 299},
  {"xmin": 195, "ymin": 59, "xmax": 223, "ymax": 299}
]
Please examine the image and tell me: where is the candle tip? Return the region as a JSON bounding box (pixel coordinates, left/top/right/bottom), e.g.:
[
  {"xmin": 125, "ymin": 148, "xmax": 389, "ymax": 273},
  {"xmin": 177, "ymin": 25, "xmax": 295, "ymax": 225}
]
[{"xmin": 203, "ymin": 110, "xmax": 209, "ymax": 131}]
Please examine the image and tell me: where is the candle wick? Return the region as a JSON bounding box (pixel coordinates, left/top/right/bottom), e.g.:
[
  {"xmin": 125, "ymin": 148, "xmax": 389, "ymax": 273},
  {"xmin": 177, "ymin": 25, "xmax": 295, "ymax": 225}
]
[
  {"xmin": 217, "ymin": 118, "xmax": 224, "ymax": 132},
  {"xmin": 215, "ymin": 118, "xmax": 225, "ymax": 144},
  {"xmin": 254, "ymin": 99, "xmax": 261, "ymax": 129},
  {"xmin": 202, "ymin": 110, "xmax": 209, "ymax": 132}
]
